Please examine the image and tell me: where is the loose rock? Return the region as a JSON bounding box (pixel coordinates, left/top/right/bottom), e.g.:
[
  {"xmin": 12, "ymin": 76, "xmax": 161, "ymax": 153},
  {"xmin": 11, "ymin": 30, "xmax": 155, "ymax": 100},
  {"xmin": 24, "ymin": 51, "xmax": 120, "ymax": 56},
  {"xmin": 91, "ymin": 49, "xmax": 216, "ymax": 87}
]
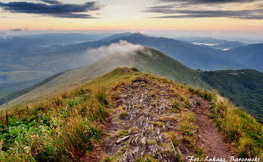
[{"xmin": 116, "ymin": 135, "xmax": 130, "ymax": 144}]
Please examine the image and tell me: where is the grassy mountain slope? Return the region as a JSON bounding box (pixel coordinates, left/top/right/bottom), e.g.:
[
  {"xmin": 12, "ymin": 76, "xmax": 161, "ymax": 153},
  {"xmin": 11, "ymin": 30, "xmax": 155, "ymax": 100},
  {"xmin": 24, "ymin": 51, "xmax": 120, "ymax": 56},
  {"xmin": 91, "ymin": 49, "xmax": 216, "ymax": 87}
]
[
  {"xmin": 201, "ymin": 69, "xmax": 263, "ymax": 123},
  {"xmin": 4, "ymin": 47, "xmax": 210, "ymax": 108},
  {"xmin": 0, "ymin": 67, "xmax": 142, "ymax": 161},
  {"xmin": 130, "ymin": 48, "xmax": 210, "ymax": 88},
  {"xmin": 89, "ymin": 47, "xmax": 210, "ymax": 88},
  {"xmin": 108, "ymin": 33, "xmax": 249, "ymax": 71},
  {"xmin": 0, "ymin": 68, "xmax": 262, "ymax": 161}
]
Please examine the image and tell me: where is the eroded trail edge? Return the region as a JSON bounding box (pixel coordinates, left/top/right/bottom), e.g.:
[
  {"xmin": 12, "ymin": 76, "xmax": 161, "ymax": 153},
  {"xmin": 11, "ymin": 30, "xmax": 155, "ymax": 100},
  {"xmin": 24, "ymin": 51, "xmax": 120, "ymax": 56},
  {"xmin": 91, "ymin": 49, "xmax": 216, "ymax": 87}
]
[{"xmin": 190, "ymin": 95, "xmax": 234, "ymax": 162}]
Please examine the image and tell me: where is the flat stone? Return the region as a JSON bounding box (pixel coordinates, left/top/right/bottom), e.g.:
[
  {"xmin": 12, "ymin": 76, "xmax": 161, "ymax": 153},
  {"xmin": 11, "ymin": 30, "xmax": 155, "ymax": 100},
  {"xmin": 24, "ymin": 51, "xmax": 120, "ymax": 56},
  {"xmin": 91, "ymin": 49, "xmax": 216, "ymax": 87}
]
[
  {"xmin": 116, "ymin": 135, "xmax": 130, "ymax": 144},
  {"xmin": 163, "ymin": 125, "xmax": 166, "ymax": 131},
  {"xmin": 134, "ymin": 147, "xmax": 139, "ymax": 153},
  {"xmin": 141, "ymin": 137, "xmax": 146, "ymax": 147},
  {"xmin": 141, "ymin": 150, "xmax": 145, "ymax": 156},
  {"xmin": 134, "ymin": 137, "xmax": 139, "ymax": 146},
  {"xmin": 156, "ymin": 135, "xmax": 163, "ymax": 143},
  {"xmin": 157, "ymin": 128, "xmax": 160, "ymax": 134}
]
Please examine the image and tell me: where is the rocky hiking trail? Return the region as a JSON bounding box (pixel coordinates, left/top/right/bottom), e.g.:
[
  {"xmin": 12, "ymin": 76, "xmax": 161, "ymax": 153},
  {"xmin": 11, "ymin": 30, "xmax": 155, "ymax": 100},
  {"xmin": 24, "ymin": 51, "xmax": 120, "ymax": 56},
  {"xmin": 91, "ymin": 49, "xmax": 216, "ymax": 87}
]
[{"xmin": 82, "ymin": 76, "xmax": 234, "ymax": 162}]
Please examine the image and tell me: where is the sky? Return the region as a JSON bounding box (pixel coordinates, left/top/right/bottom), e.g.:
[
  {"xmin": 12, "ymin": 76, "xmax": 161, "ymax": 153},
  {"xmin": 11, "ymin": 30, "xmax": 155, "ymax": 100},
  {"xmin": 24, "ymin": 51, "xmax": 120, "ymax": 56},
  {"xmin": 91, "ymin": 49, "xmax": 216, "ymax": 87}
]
[{"xmin": 0, "ymin": 0, "xmax": 263, "ymax": 39}]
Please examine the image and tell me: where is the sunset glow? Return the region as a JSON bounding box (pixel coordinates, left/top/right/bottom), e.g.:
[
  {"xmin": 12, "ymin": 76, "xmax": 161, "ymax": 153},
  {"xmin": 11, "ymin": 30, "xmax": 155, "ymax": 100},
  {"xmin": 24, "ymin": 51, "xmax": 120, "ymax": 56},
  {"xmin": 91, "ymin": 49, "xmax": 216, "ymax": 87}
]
[{"xmin": 0, "ymin": 0, "xmax": 263, "ymax": 38}]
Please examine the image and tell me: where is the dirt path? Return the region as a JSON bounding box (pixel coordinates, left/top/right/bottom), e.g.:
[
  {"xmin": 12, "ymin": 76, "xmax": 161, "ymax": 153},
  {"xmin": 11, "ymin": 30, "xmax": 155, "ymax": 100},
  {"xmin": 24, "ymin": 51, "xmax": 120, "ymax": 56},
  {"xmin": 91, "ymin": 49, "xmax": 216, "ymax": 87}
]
[
  {"xmin": 81, "ymin": 79, "xmax": 235, "ymax": 162},
  {"xmin": 190, "ymin": 95, "xmax": 234, "ymax": 161}
]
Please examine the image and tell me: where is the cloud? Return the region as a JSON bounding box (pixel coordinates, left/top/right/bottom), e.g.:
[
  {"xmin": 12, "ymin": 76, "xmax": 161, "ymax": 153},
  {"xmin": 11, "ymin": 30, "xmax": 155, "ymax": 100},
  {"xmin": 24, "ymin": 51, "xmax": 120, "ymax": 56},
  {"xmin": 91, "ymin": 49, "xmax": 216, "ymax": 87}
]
[
  {"xmin": 0, "ymin": 31, "xmax": 7, "ymax": 39},
  {"xmin": 9, "ymin": 28, "xmax": 22, "ymax": 31},
  {"xmin": 144, "ymin": 0, "xmax": 263, "ymax": 19},
  {"xmin": 158, "ymin": 0, "xmax": 257, "ymax": 5},
  {"xmin": 0, "ymin": 1, "xmax": 104, "ymax": 19},
  {"xmin": 86, "ymin": 40, "xmax": 142, "ymax": 56},
  {"xmin": 82, "ymin": 40, "xmax": 145, "ymax": 62},
  {"xmin": 40, "ymin": 0, "xmax": 61, "ymax": 5}
]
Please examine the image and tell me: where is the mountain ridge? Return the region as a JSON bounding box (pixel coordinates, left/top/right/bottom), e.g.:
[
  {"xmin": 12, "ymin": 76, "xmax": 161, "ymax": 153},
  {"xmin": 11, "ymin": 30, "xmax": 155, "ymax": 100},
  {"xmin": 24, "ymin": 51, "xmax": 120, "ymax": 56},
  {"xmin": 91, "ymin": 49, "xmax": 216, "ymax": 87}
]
[{"xmin": 3, "ymin": 47, "xmax": 210, "ymax": 107}]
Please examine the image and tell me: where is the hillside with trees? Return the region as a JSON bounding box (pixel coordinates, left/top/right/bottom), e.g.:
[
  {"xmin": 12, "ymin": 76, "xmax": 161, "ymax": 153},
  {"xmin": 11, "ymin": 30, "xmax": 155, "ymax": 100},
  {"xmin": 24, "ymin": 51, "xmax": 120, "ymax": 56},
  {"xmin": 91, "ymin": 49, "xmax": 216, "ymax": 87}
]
[{"xmin": 201, "ymin": 69, "xmax": 263, "ymax": 123}]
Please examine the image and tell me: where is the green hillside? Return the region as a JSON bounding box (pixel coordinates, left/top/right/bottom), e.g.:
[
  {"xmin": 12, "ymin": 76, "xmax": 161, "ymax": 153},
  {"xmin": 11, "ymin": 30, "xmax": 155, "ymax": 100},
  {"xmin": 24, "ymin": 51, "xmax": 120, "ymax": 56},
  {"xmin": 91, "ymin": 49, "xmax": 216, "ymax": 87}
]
[
  {"xmin": 201, "ymin": 69, "xmax": 263, "ymax": 123},
  {"xmin": 92, "ymin": 47, "xmax": 211, "ymax": 88},
  {"xmin": 3, "ymin": 47, "xmax": 210, "ymax": 108},
  {"xmin": 0, "ymin": 68, "xmax": 262, "ymax": 161},
  {"xmin": 131, "ymin": 48, "xmax": 210, "ymax": 88}
]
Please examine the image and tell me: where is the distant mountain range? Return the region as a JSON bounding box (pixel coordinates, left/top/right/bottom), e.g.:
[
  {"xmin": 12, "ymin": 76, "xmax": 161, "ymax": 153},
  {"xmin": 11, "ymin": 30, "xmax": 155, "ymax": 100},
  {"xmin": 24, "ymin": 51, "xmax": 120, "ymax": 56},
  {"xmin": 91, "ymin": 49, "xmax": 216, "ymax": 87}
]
[
  {"xmin": 224, "ymin": 44, "xmax": 263, "ymax": 72},
  {"xmin": 0, "ymin": 33, "xmax": 109, "ymax": 47},
  {"xmin": 1, "ymin": 32, "xmax": 263, "ymax": 99},
  {"xmin": 176, "ymin": 37, "xmax": 247, "ymax": 50},
  {"xmin": 106, "ymin": 33, "xmax": 249, "ymax": 71}
]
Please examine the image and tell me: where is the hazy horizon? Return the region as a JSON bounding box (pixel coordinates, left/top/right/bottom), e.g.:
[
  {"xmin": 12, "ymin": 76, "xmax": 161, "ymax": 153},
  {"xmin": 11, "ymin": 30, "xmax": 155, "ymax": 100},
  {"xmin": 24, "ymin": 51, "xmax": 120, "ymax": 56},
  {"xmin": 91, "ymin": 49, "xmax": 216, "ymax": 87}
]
[
  {"xmin": 1, "ymin": 30, "xmax": 263, "ymax": 43},
  {"xmin": 1, "ymin": 0, "xmax": 263, "ymax": 43}
]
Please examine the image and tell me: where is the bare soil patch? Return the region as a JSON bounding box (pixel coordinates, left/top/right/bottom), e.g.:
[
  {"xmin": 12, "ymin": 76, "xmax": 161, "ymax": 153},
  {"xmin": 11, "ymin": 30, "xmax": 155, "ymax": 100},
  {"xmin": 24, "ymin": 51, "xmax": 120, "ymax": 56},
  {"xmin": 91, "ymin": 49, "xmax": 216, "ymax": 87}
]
[{"xmin": 190, "ymin": 95, "xmax": 234, "ymax": 161}]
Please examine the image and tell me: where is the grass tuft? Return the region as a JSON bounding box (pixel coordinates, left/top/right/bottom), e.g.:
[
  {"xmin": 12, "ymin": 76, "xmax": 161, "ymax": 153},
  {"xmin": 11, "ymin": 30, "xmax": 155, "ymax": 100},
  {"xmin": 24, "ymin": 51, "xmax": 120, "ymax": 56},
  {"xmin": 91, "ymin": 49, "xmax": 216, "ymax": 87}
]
[{"xmin": 96, "ymin": 86, "xmax": 109, "ymax": 106}]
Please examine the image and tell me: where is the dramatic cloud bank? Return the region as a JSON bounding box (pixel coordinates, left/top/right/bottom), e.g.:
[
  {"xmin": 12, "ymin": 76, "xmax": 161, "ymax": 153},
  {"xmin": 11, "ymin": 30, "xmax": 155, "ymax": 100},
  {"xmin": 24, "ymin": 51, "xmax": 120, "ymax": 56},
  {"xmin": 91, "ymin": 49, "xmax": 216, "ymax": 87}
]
[
  {"xmin": 0, "ymin": 1, "xmax": 104, "ymax": 18},
  {"xmin": 144, "ymin": 0, "xmax": 263, "ymax": 19},
  {"xmin": 40, "ymin": 0, "xmax": 61, "ymax": 5},
  {"xmin": 158, "ymin": 0, "xmax": 258, "ymax": 4}
]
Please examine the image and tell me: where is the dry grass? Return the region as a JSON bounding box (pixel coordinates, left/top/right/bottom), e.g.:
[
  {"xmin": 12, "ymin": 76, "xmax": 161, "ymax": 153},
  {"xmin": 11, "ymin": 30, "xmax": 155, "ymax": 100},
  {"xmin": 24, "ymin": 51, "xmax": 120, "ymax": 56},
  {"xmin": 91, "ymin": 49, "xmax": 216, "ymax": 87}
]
[
  {"xmin": 0, "ymin": 67, "xmax": 143, "ymax": 161},
  {"xmin": 189, "ymin": 87, "xmax": 263, "ymax": 158}
]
